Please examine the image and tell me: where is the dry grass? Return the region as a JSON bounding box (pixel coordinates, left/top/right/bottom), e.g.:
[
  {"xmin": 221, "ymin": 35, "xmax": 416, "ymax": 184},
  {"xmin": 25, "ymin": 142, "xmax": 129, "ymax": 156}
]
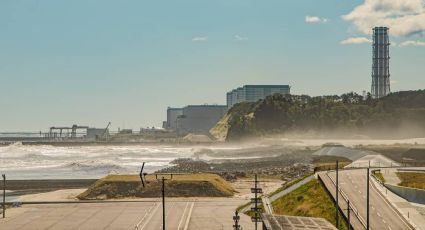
[
  {"xmin": 78, "ymin": 173, "xmax": 235, "ymax": 199},
  {"xmin": 272, "ymin": 179, "xmax": 348, "ymax": 230},
  {"xmin": 397, "ymin": 172, "xmax": 425, "ymax": 190},
  {"xmin": 372, "ymin": 171, "xmax": 386, "ymax": 183},
  {"xmin": 102, "ymin": 173, "xmax": 234, "ymax": 194}
]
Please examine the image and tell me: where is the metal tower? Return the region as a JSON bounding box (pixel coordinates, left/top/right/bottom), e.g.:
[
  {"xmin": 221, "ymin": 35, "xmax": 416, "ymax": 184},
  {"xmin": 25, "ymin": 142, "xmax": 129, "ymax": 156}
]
[{"xmin": 371, "ymin": 27, "xmax": 390, "ymax": 98}]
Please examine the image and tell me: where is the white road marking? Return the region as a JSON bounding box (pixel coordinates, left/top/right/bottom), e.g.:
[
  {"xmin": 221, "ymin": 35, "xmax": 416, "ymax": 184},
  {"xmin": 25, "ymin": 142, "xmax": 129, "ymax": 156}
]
[
  {"xmin": 139, "ymin": 202, "xmax": 161, "ymax": 230},
  {"xmin": 183, "ymin": 202, "xmax": 194, "ymax": 230},
  {"xmin": 177, "ymin": 202, "xmax": 190, "ymax": 230},
  {"xmin": 133, "ymin": 202, "xmax": 158, "ymax": 230}
]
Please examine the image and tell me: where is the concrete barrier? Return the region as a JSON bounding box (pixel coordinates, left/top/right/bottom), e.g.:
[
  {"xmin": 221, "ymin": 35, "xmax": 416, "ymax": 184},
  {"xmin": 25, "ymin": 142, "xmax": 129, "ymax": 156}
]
[{"xmin": 385, "ymin": 183, "xmax": 425, "ymax": 205}]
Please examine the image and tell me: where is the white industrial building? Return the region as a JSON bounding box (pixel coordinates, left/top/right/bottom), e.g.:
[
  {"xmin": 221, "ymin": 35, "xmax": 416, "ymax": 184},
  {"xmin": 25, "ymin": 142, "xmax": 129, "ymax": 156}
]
[
  {"xmin": 164, "ymin": 105, "xmax": 227, "ymax": 134},
  {"xmin": 226, "ymin": 85, "xmax": 291, "ymax": 108},
  {"xmin": 163, "ymin": 107, "xmax": 183, "ymax": 130}
]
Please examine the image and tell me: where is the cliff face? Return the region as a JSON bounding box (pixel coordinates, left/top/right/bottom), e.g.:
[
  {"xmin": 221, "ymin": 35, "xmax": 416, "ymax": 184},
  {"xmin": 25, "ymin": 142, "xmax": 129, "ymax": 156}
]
[{"xmin": 210, "ymin": 90, "xmax": 425, "ymax": 141}]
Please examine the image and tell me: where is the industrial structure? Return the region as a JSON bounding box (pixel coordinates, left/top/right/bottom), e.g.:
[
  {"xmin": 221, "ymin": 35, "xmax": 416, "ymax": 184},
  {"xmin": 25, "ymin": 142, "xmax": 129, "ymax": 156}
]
[
  {"xmin": 371, "ymin": 27, "xmax": 391, "ymax": 98},
  {"xmin": 163, "ymin": 105, "xmax": 228, "ymax": 134},
  {"xmin": 163, "ymin": 107, "xmax": 183, "ymax": 131},
  {"xmin": 226, "ymin": 85, "xmax": 290, "ymax": 108},
  {"xmin": 47, "ymin": 124, "xmax": 109, "ymax": 140}
]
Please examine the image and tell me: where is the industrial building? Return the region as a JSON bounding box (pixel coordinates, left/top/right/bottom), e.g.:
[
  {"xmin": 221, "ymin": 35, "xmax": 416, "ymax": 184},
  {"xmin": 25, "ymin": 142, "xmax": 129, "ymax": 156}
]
[
  {"xmin": 371, "ymin": 27, "xmax": 391, "ymax": 98},
  {"xmin": 86, "ymin": 128, "xmax": 109, "ymax": 139},
  {"xmin": 164, "ymin": 105, "xmax": 228, "ymax": 134},
  {"xmin": 226, "ymin": 85, "xmax": 290, "ymax": 108},
  {"xmin": 163, "ymin": 107, "xmax": 183, "ymax": 131}
]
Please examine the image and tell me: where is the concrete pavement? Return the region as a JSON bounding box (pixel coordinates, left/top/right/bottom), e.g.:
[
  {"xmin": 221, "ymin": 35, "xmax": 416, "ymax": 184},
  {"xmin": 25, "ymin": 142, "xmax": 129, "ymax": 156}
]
[
  {"xmin": 320, "ymin": 169, "xmax": 413, "ymax": 230},
  {"xmin": 0, "ymin": 198, "xmax": 255, "ymax": 230}
]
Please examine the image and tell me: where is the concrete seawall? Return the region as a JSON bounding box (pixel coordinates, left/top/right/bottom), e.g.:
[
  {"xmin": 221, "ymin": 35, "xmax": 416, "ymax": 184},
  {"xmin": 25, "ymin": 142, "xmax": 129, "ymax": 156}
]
[{"xmin": 385, "ymin": 183, "xmax": 425, "ymax": 205}]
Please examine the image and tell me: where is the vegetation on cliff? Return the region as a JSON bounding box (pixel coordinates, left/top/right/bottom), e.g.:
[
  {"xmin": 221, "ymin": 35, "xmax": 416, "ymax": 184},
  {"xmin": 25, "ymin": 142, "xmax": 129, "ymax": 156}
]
[{"xmin": 211, "ymin": 90, "xmax": 425, "ymax": 141}]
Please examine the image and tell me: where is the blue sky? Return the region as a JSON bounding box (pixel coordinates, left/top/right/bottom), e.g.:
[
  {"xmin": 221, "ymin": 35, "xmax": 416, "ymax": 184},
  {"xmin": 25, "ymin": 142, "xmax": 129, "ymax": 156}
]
[{"xmin": 1, "ymin": 0, "xmax": 425, "ymax": 131}]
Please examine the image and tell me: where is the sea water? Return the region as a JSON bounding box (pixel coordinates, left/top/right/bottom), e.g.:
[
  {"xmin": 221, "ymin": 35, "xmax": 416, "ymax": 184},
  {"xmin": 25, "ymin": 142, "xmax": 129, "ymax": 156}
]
[{"xmin": 0, "ymin": 143, "xmax": 240, "ymax": 179}]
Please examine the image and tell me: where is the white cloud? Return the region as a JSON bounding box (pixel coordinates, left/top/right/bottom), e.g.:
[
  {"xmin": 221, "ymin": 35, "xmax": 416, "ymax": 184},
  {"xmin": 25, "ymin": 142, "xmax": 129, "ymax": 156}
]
[
  {"xmin": 390, "ymin": 80, "xmax": 398, "ymax": 84},
  {"xmin": 192, "ymin": 36, "xmax": 208, "ymax": 42},
  {"xmin": 342, "ymin": 0, "xmax": 425, "ymax": 37},
  {"xmin": 234, "ymin": 35, "xmax": 248, "ymax": 41},
  {"xmin": 305, "ymin": 15, "xmax": 328, "ymax": 23},
  {"xmin": 340, "ymin": 37, "xmax": 372, "ymax": 45},
  {"xmin": 399, "ymin": 40, "xmax": 425, "ymax": 47}
]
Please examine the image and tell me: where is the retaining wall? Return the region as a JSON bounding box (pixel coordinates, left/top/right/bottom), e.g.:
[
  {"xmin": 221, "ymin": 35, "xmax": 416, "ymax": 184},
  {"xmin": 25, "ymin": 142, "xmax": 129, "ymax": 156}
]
[{"xmin": 385, "ymin": 184, "xmax": 425, "ymax": 205}]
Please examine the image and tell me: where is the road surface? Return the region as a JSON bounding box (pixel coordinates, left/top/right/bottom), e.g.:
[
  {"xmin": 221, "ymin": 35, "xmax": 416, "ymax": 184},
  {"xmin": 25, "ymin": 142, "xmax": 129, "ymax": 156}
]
[
  {"xmin": 0, "ymin": 198, "xmax": 255, "ymax": 230},
  {"xmin": 320, "ymin": 169, "xmax": 412, "ymax": 230}
]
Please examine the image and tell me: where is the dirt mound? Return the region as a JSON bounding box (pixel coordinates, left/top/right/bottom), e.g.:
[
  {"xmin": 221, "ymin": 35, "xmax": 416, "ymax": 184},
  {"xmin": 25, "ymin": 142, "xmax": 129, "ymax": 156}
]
[{"xmin": 77, "ymin": 173, "xmax": 235, "ymax": 200}]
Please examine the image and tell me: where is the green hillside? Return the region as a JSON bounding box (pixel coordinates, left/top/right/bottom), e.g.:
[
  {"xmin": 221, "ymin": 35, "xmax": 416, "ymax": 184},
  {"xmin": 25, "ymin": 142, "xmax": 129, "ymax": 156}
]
[{"xmin": 211, "ymin": 90, "xmax": 425, "ymax": 141}]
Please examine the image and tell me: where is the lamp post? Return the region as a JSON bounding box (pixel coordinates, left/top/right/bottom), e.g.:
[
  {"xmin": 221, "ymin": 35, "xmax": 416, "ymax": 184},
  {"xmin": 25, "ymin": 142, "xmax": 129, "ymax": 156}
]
[
  {"xmin": 366, "ymin": 168, "xmax": 370, "ymax": 230},
  {"xmin": 2, "ymin": 174, "xmax": 5, "ymax": 219},
  {"xmin": 335, "ymin": 161, "xmax": 339, "ymax": 229},
  {"xmin": 155, "ymin": 173, "xmax": 172, "ymax": 230}
]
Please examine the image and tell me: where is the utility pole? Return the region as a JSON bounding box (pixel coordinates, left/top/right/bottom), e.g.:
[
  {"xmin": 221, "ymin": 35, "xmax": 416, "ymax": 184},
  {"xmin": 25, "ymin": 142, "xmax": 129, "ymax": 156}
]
[
  {"xmin": 233, "ymin": 210, "xmax": 241, "ymax": 230},
  {"xmin": 335, "ymin": 160, "xmax": 339, "ymax": 229},
  {"xmin": 162, "ymin": 177, "xmax": 165, "ymax": 230},
  {"xmin": 366, "ymin": 168, "xmax": 370, "ymax": 230},
  {"xmin": 2, "ymin": 174, "xmax": 5, "ymax": 219},
  {"xmin": 250, "ymin": 174, "xmax": 262, "ymax": 230},
  {"xmin": 155, "ymin": 173, "xmax": 172, "ymax": 230}
]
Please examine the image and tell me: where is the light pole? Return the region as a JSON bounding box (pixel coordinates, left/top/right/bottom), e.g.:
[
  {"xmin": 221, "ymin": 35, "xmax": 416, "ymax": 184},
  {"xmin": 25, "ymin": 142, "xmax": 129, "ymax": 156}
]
[
  {"xmin": 155, "ymin": 174, "xmax": 172, "ymax": 230},
  {"xmin": 162, "ymin": 177, "xmax": 165, "ymax": 230},
  {"xmin": 335, "ymin": 161, "xmax": 339, "ymax": 229},
  {"xmin": 2, "ymin": 174, "xmax": 5, "ymax": 219},
  {"xmin": 366, "ymin": 168, "xmax": 370, "ymax": 230}
]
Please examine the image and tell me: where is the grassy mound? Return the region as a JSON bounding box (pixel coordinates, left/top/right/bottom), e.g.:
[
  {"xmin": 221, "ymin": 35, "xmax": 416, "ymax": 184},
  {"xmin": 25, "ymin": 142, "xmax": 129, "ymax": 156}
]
[
  {"xmin": 397, "ymin": 172, "xmax": 425, "ymax": 190},
  {"xmin": 77, "ymin": 173, "xmax": 235, "ymax": 200},
  {"xmin": 272, "ymin": 179, "xmax": 348, "ymax": 230}
]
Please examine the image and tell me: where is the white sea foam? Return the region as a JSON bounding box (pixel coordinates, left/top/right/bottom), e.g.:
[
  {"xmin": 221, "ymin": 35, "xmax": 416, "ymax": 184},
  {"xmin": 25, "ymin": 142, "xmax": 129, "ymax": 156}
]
[{"xmin": 0, "ymin": 144, "xmax": 240, "ymax": 179}]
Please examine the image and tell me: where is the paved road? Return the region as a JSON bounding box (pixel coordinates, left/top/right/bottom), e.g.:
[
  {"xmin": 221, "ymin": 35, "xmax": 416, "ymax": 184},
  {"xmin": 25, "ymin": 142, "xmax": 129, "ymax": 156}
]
[
  {"xmin": 319, "ymin": 172, "xmax": 365, "ymax": 230},
  {"xmin": 0, "ymin": 198, "xmax": 254, "ymax": 230},
  {"xmin": 321, "ymin": 169, "xmax": 412, "ymax": 230}
]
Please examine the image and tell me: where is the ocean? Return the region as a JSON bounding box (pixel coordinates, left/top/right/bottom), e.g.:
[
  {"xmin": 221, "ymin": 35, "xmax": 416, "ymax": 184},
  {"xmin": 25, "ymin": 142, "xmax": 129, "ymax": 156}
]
[{"xmin": 0, "ymin": 143, "xmax": 241, "ymax": 180}]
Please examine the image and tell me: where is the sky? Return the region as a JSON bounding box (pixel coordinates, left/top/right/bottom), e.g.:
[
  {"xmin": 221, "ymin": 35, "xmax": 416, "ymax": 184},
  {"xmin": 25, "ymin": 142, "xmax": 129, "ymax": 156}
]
[{"xmin": 1, "ymin": 0, "xmax": 425, "ymax": 131}]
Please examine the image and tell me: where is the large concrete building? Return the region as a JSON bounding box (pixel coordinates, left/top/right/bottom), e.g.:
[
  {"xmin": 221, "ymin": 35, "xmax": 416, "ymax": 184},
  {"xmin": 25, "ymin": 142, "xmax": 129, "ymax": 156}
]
[
  {"xmin": 226, "ymin": 85, "xmax": 290, "ymax": 108},
  {"xmin": 371, "ymin": 27, "xmax": 391, "ymax": 98},
  {"xmin": 164, "ymin": 105, "xmax": 228, "ymax": 134},
  {"xmin": 164, "ymin": 107, "xmax": 183, "ymax": 130}
]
